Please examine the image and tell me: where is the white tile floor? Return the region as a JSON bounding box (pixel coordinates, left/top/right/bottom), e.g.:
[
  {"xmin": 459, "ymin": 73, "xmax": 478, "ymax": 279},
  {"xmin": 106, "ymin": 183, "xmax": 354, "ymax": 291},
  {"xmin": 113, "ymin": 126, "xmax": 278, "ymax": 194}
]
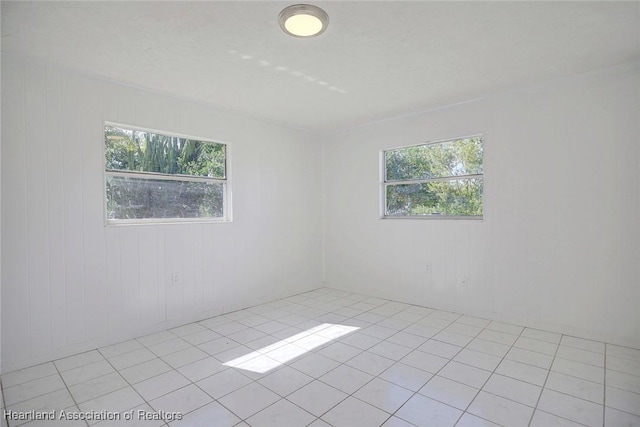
[{"xmin": 1, "ymin": 288, "xmax": 639, "ymax": 427}]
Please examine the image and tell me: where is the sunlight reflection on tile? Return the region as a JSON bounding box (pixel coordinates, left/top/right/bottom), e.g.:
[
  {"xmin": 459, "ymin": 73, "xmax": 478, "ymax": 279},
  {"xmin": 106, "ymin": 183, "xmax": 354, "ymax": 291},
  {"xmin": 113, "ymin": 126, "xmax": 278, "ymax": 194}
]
[{"xmin": 224, "ymin": 324, "xmax": 359, "ymax": 373}]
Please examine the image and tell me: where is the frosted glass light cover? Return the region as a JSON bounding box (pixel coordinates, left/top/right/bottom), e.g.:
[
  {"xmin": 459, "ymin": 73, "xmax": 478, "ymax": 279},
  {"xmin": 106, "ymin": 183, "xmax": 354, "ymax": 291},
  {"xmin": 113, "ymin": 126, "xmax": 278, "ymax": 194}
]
[
  {"xmin": 285, "ymin": 14, "xmax": 323, "ymax": 37},
  {"xmin": 279, "ymin": 4, "xmax": 329, "ymax": 38}
]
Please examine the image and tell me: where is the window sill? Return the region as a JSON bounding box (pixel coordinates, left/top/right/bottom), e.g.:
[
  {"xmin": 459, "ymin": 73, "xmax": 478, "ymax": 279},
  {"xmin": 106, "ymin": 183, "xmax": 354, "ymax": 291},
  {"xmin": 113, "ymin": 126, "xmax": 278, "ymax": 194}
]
[
  {"xmin": 105, "ymin": 218, "xmax": 233, "ymax": 226},
  {"xmin": 380, "ymin": 215, "xmax": 483, "ymax": 220}
]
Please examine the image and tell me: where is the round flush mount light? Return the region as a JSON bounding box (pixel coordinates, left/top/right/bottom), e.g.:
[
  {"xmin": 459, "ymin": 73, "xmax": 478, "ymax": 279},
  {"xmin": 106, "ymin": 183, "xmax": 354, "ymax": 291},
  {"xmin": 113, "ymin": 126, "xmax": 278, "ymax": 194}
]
[{"xmin": 279, "ymin": 4, "xmax": 329, "ymax": 38}]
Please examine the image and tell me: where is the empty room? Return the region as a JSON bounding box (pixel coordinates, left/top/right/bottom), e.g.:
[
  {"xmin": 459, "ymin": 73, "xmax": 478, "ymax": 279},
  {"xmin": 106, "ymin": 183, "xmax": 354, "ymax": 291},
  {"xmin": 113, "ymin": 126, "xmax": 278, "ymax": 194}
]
[{"xmin": 1, "ymin": 1, "xmax": 639, "ymax": 426}]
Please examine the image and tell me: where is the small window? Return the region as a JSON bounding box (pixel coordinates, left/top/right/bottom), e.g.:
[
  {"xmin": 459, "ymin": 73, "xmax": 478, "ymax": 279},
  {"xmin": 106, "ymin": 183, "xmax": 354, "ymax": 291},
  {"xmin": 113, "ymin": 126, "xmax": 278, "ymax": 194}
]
[
  {"xmin": 105, "ymin": 124, "xmax": 230, "ymax": 224},
  {"xmin": 382, "ymin": 136, "xmax": 483, "ymax": 218}
]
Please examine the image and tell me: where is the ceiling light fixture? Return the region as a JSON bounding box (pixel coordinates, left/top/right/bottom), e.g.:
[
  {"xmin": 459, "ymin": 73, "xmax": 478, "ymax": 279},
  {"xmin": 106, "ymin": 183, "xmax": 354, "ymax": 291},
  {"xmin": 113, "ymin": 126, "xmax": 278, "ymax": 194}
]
[{"xmin": 279, "ymin": 4, "xmax": 329, "ymax": 38}]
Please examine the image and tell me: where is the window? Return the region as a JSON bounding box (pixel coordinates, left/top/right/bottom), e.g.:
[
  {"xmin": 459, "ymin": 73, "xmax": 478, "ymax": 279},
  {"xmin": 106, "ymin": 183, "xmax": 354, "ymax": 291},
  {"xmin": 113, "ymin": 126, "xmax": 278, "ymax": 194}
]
[
  {"xmin": 104, "ymin": 124, "xmax": 230, "ymax": 224},
  {"xmin": 381, "ymin": 136, "xmax": 483, "ymax": 218}
]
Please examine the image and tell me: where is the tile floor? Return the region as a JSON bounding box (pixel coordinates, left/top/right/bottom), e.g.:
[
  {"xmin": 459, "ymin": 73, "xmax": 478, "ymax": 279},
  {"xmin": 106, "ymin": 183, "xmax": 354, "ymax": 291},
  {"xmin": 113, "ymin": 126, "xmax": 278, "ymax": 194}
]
[{"xmin": 1, "ymin": 288, "xmax": 639, "ymax": 427}]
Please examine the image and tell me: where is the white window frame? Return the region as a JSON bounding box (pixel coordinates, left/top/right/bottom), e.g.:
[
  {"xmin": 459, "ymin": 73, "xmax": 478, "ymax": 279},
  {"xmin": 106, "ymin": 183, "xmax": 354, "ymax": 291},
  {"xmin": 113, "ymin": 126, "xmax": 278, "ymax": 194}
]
[
  {"xmin": 104, "ymin": 122, "xmax": 232, "ymax": 225},
  {"xmin": 380, "ymin": 134, "xmax": 484, "ymax": 220}
]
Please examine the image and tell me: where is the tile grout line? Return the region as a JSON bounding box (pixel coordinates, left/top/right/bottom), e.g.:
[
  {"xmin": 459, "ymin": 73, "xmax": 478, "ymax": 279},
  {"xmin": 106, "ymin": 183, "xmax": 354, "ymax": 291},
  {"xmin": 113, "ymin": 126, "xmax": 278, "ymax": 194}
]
[
  {"xmin": 95, "ymin": 347, "xmax": 177, "ymax": 427},
  {"xmin": 51, "ymin": 361, "xmax": 90, "ymax": 427},
  {"xmin": 435, "ymin": 318, "xmax": 491, "ymax": 427},
  {"xmin": 2, "ymin": 371, "xmax": 85, "ymax": 426},
  {"xmin": 428, "ymin": 329, "xmax": 623, "ymax": 408},
  {"xmin": 291, "ymin": 297, "xmax": 441, "ymax": 426},
  {"xmin": 452, "ymin": 323, "xmax": 530, "ymax": 427},
  {"xmin": 526, "ymin": 332, "xmax": 562, "ymax": 427},
  {"xmin": 378, "ymin": 312, "xmax": 474, "ymax": 426},
  {"xmin": 603, "ymin": 343, "xmax": 607, "ymax": 427}
]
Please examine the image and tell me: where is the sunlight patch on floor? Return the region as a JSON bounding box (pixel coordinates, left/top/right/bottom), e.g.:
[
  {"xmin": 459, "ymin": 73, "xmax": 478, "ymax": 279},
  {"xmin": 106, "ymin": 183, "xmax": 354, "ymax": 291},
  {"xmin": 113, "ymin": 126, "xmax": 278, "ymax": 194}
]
[{"xmin": 223, "ymin": 323, "xmax": 360, "ymax": 373}]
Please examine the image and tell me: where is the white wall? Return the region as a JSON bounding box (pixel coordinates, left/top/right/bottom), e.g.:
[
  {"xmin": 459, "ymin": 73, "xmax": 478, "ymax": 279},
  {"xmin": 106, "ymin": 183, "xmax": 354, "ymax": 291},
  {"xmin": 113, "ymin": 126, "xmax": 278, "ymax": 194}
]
[
  {"xmin": 323, "ymin": 63, "xmax": 640, "ymax": 349},
  {"xmin": 1, "ymin": 55, "xmax": 324, "ymax": 372},
  {"xmin": 0, "ymin": 50, "xmax": 3, "ymax": 373}
]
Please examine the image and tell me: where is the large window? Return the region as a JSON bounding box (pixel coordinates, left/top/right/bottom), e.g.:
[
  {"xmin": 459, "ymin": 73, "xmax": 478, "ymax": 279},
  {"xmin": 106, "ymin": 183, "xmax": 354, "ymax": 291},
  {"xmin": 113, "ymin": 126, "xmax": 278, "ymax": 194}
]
[
  {"xmin": 105, "ymin": 124, "xmax": 230, "ymax": 224},
  {"xmin": 382, "ymin": 136, "xmax": 483, "ymax": 218}
]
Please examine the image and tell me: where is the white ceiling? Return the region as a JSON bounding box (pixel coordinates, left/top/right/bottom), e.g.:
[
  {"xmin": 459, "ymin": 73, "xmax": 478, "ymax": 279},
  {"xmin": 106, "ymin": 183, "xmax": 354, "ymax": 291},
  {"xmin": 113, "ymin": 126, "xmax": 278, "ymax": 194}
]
[{"xmin": 2, "ymin": 1, "xmax": 639, "ymax": 133}]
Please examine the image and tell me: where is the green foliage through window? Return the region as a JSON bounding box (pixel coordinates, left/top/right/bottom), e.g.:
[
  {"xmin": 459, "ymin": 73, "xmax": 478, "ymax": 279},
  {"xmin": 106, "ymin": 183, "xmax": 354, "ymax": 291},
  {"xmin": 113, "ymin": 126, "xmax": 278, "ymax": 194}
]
[
  {"xmin": 383, "ymin": 137, "xmax": 483, "ymax": 217},
  {"xmin": 105, "ymin": 125, "xmax": 228, "ymax": 222}
]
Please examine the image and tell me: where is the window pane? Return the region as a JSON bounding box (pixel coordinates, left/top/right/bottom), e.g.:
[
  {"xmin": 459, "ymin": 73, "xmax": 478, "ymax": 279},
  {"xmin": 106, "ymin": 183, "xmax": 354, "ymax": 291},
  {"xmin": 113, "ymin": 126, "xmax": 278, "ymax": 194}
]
[
  {"xmin": 386, "ymin": 179, "xmax": 483, "ymax": 217},
  {"xmin": 106, "ymin": 175, "xmax": 224, "ymax": 220},
  {"xmin": 385, "ymin": 137, "xmax": 483, "ymax": 181},
  {"xmin": 105, "ymin": 125, "xmax": 225, "ymax": 179}
]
